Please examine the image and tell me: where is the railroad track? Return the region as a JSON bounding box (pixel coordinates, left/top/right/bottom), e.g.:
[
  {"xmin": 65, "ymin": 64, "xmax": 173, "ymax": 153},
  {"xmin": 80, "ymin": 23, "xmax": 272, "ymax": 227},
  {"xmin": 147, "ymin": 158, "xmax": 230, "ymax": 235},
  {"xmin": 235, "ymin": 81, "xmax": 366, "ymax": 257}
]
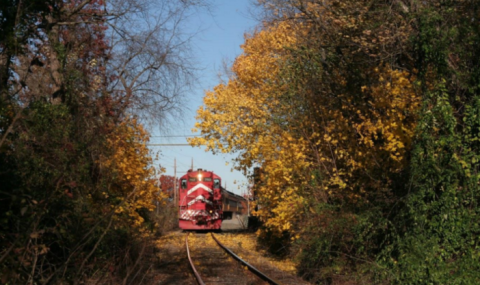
[{"xmin": 186, "ymin": 233, "xmax": 283, "ymax": 285}]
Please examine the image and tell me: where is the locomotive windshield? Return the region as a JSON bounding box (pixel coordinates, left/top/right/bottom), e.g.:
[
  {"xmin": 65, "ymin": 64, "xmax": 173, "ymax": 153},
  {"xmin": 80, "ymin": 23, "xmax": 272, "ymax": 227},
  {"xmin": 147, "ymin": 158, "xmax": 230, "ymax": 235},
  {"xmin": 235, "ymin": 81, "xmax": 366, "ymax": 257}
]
[
  {"xmin": 188, "ymin": 177, "xmax": 197, "ymax": 182},
  {"xmin": 181, "ymin": 179, "xmax": 187, "ymax": 189},
  {"xmin": 204, "ymin": 177, "xmax": 212, "ymax": 182},
  {"xmin": 214, "ymin": 179, "xmax": 220, "ymax": 188}
]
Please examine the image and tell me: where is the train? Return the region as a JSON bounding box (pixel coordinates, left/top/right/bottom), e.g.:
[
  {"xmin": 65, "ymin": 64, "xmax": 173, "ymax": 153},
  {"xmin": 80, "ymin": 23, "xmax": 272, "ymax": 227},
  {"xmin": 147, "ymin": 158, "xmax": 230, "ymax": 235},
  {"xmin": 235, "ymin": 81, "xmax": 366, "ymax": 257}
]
[{"xmin": 178, "ymin": 168, "xmax": 248, "ymax": 230}]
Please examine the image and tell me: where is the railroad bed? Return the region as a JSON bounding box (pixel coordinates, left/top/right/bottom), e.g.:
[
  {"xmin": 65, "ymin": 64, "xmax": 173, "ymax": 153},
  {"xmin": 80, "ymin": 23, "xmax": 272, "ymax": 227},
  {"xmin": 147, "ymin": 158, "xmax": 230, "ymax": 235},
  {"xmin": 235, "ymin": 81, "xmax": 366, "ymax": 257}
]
[
  {"xmin": 187, "ymin": 233, "xmax": 269, "ymax": 284},
  {"xmin": 153, "ymin": 231, "xmax": 310, "ymax": 285},
  {"xmin": 187, "ymin": 233, "xmax": 310, "ymax": 285}
]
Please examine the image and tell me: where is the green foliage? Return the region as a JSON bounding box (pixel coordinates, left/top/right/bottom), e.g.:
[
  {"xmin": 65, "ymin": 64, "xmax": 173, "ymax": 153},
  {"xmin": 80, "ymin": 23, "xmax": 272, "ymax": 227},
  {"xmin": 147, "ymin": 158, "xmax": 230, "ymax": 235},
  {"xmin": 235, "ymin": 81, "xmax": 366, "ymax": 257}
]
[
  {"xmin": 376, "ymin": 0, "xmax": 480, "ymax": 282},
  {"xmin": 380, "ymin": 85, "xmax": 480, "ymax": 284},
  {"xmin": 0, "ymin": 0, "xmax": 199, "ymax": 283},
  {"xmin": 257, "ymin": 227, "xmax": 292, "ymax": 258},
  {"xmin": 253, "ymin": 0, "xmax": 480, "ymax": 283},
  {"xmin": 0, "ymin": 99, "xmax": 109, "ymax": 282},
  {"xmin": 1, "ymin": 4, "xmax": 162, "ymax": 283},
  {"xmin": 296, "ymin": 203, "xmax": 389, "ymax": 284}
]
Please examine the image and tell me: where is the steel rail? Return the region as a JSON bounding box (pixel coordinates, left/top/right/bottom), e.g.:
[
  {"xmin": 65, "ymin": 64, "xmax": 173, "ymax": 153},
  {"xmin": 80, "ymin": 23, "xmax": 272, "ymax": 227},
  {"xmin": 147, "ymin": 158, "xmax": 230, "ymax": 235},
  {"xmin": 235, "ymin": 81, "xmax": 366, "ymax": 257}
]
[
  {"xmin": 211, "ymin": 233, "xmax": 283, "ymax": 285},
  {"xmin": 185, "ymin": 234, "xmax": 206, "ymax": 285}
]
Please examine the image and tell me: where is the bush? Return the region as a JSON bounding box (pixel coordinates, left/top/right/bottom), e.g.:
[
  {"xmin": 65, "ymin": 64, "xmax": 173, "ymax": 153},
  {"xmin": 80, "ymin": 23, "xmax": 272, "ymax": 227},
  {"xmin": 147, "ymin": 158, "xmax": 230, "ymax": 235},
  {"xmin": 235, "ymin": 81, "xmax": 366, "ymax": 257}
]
[{"xmin": 296, "ymin": 204, "xmax": 389, "ymax": 284}]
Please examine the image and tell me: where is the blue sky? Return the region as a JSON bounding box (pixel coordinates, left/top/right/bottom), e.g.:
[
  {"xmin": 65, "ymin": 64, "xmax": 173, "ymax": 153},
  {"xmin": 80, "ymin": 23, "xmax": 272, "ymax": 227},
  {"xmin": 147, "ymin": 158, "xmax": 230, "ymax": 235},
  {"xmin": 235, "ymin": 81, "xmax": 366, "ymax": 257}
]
[{"xmin": 150, "ymin": 1, "xmax": 259, "ymax": 195}]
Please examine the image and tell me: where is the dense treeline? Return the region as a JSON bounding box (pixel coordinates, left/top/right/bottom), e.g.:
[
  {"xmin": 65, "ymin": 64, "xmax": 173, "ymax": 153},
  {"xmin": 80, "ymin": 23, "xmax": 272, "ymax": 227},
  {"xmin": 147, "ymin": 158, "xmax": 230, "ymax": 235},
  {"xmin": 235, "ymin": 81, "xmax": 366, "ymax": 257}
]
[
  {"xmin": 0, "ymin": 0, "xmax": 199, "ymax": 283},
  {"xmin": 191, "ymin": 0, "xmax": 480, "ymax": 283}
]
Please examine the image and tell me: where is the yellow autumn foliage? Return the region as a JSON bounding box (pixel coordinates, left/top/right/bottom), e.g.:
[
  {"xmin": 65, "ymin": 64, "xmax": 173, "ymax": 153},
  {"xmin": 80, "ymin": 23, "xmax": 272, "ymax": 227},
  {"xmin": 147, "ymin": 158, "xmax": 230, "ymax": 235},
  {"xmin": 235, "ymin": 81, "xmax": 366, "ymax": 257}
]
[
  {"xmin": 191, "ymin": 8, "xmax": 420, "ymax": 235},
  {"xmin": 301, "ymin": 65, "xmax": 420, "ymax": 203},
  {"xmin": 190, "ymin": 21, "xmax": 310, "ymax": 233},
  {"xmin": 100, "ymin": 117, "xmax": 164, "ymax": 237}
]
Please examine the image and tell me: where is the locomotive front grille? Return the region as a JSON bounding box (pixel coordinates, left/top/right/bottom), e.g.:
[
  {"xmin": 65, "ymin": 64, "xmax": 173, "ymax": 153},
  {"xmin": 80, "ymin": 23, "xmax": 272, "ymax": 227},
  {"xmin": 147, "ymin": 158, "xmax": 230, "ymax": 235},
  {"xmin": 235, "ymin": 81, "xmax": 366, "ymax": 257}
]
[{"xmin": 180, "ymin": 209, "xmax": 220, "ymax": 222}]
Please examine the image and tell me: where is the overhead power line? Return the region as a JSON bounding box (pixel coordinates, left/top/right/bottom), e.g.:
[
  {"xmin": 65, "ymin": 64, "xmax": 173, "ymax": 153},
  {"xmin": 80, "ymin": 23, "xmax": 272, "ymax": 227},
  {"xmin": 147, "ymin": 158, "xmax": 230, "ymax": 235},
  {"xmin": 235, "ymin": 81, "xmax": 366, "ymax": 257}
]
[
  {"xmin": 148, "ymin": 144, "xmax": 191, "ymax": 146},
  {"xmin": 150, "ymin": 135, "xmax": 201, "ymax": 138}
]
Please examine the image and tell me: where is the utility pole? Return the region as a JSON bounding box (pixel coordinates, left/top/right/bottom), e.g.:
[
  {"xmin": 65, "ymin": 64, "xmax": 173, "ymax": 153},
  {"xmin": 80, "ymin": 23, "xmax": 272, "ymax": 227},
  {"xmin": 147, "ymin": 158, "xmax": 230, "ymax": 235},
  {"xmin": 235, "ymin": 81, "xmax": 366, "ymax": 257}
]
[
  {"xmin": 191, "ymin": 158, "xmax": 193, "ymax": 170},
  {"xmin": 156, "ymin": 167, "xmax": 160, "ymax": 215},
  {"xmin": 247, "ymin": 187, "xmax": 250, "ymax": 217},
  {"xmin": 174, "ymin": 158, "xmax": 177, "ymax": 208}
]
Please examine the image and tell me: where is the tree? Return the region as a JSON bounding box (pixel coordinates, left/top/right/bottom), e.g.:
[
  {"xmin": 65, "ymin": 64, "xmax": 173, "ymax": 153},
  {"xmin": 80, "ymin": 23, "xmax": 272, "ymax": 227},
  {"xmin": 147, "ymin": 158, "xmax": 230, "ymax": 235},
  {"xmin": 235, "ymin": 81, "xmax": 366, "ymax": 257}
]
[
  {"xmin": 190, "ymin": 21, "xmax": 310, "ymax": 233},
  {"xmin": 192, "ymin": 0, "xmax": 480, "ymax": 283},
  {"xmin": 190, "ymin": 0, "xmax": 420, "ymax": 235},
  {"xmin": 105, "ymin": 0, "xmax": 202, "ymax": 125},
  {"xmin": 380, "ymin": 1, "xmax": 480, "ymax": 283},
  {"xmin": 0, "ymin": 0, "xmax": 206, "ymax": 282},
  {"xmin": 159, "ymin": 175, "xmax": 176, "ymax": 198},
  {"xmin": 190, "ymin": 0, "xmax": 430, "ymax": 282}
]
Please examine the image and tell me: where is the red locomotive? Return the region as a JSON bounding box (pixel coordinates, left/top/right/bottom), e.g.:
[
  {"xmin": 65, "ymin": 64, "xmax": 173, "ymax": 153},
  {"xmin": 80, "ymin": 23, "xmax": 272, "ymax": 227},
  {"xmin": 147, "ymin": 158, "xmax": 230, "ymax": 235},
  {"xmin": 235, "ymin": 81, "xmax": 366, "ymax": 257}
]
[{"xmin": 178, "ymin": 168, "xmax": 247, "ymax": 230}]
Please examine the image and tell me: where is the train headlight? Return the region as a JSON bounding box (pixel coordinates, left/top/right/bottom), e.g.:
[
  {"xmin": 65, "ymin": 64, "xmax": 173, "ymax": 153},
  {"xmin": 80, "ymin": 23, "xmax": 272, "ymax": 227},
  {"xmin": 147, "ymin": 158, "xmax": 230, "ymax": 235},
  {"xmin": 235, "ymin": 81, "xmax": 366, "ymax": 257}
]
[{"xmin": 198, "ymin": 173, "xmax": 202, "ymax": 181}]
